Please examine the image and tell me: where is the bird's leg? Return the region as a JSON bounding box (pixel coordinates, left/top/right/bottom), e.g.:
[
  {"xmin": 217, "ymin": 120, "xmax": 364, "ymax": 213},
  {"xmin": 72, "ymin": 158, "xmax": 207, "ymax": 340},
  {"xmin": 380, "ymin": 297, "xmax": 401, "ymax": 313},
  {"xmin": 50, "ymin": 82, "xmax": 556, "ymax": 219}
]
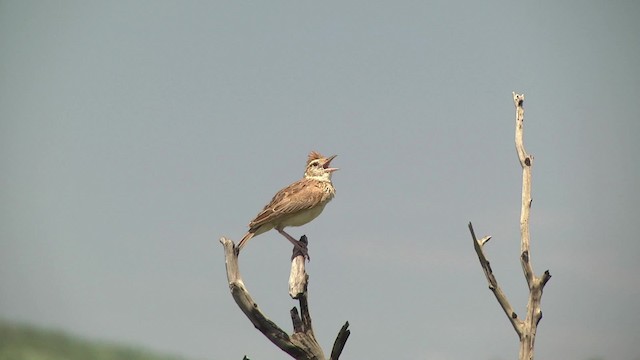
[{"xmin": 277, "ymin": 229, "xmax": 310, "ymax": 261}]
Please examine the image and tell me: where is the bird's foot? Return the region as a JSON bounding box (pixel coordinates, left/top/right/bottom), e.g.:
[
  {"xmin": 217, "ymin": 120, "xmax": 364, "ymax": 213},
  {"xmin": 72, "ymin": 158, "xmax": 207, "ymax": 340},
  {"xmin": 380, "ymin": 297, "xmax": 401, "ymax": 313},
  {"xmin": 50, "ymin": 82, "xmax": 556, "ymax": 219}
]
[
  {"xmin": 278, "ymin": 229, "xmax": 310, "ymax": 261},
  {"xmin": 291, "ymin": 235, "xmax": 310, "ymax": 261}
]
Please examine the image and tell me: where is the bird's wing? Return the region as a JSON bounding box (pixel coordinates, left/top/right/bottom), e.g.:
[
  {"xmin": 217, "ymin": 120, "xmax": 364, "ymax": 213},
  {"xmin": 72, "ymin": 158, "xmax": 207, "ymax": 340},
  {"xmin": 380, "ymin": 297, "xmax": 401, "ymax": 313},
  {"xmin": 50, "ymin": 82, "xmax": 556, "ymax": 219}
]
[{"xmin": 249, "ymin": 179, "xmax": 323, "ymax": 229}]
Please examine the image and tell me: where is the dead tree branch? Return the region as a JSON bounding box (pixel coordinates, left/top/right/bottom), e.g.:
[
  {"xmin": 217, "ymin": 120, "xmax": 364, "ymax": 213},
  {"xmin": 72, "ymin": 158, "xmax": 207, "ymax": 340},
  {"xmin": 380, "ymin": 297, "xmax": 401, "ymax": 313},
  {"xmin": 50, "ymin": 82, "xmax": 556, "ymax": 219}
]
[
  {"xmin": 220, "ymin": 236, "xmax": 349, "ymax": 360},
  {"xmin": 469, "ymin": 92, "xmax": 551, "ymax": 360},
  {"xmin": 468, "ymin": 223, "xmax": 523, "ymax": 336}
]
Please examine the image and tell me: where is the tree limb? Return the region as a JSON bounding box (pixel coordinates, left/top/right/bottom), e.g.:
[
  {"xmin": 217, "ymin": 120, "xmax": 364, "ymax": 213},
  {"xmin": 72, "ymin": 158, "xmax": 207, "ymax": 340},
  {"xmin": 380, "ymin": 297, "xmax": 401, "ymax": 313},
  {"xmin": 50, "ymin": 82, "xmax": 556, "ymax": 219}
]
[
  {"xmin": 468, "ymin": 222, "xmax": 523, "ymax": 337},
  {"xmin": 220, "ymin": 236, "xmax": 349, "ymax": 360},
  {"xmin": 220, "ymin": 237, "xmax": 309, "ymax": 358},
  {"xmin": 329, "ymin": 321, "xmax": 351, "ymax": 360},
  {"xmin": 513, "ymin": 93, "xmax": 553, "ymax": 360},
  {"xmin": 514, "ymin": 92, "xmax": 536, "ymax": 290},
  {"xmin": 468, "ymin": 92, "xmax": 552, "ymax": 360}
]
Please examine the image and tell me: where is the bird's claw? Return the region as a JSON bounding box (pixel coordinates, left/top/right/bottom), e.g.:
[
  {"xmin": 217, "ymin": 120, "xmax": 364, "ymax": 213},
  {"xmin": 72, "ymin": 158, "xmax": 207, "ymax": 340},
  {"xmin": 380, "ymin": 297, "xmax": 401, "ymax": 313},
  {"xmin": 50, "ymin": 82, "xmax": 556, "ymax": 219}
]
[{"xmin": 292, "ymin": 235, "xmax": 310, "ymax": 261}]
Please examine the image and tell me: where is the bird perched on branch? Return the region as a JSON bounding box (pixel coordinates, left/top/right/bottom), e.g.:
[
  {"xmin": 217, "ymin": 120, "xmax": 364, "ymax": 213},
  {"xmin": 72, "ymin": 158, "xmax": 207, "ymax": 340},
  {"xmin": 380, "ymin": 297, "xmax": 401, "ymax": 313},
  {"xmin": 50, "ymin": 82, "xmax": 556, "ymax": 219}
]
[{"xmin": 237, "ymin": 151, "xmax": 338, "ymax": 259}]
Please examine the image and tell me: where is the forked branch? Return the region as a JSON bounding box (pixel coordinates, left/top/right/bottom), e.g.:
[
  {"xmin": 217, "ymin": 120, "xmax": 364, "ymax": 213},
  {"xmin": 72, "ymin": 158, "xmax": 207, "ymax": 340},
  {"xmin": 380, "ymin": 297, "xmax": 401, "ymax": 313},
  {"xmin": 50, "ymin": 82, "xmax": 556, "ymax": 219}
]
[
  {"xmin": 220, "ymin": 236, "xmax": 349, "ymax": 360},
  {"xmin": 468, "ymin": 92, "xmax": 551, "ymax": 360},
  {"xmin": 468, "ymin": 222, "xmax": 523, "ymax": 336}
]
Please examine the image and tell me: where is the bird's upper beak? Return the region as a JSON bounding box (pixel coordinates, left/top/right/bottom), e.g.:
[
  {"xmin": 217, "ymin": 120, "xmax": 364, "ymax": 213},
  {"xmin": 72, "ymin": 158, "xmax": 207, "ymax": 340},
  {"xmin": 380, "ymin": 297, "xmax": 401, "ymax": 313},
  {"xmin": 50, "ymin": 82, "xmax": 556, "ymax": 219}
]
[{"xmin": 323, "ymin": 155, "xmax": 339, "ymax": 172}]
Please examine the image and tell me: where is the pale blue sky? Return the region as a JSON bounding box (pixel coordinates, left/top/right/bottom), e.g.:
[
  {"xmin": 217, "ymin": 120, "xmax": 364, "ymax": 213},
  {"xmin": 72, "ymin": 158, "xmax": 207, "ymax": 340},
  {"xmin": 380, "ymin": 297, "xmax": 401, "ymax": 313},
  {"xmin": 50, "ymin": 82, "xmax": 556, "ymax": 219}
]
[{"xmin": 1, "ymin": 1, "xmax": 639, "ymax": 360}]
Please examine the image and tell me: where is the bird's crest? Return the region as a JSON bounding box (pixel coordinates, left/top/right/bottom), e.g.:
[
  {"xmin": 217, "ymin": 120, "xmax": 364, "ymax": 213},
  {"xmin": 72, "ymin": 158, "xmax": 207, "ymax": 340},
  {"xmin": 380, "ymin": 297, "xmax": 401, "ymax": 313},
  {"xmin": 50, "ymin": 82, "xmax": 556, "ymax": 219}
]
[{"xmin": 307, "ymin": 151, "xmax": 324, "ymax": 165}]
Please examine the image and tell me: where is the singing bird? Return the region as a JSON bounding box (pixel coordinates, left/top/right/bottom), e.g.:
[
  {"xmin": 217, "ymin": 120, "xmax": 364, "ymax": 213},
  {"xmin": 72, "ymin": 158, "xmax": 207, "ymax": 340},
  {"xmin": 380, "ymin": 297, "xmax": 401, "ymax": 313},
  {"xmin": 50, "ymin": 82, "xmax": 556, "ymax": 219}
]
[{"xmin": 237, "ymin": 151, "xmax": 338, "ymax": 257}]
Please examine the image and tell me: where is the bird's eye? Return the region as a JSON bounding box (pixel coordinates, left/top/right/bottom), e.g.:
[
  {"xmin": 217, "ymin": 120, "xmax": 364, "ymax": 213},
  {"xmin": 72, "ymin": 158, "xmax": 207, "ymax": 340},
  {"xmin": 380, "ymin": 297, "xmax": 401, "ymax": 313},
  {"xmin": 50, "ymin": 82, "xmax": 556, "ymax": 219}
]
[{"xmin": 310, "ymin": 162, "xmax": 318, "ymax": 167}]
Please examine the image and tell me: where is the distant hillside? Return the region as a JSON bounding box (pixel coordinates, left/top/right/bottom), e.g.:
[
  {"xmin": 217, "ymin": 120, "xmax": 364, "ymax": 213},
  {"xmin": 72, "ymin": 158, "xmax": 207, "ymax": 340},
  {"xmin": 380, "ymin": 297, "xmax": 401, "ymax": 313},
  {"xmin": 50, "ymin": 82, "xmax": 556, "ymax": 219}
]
[{"xmin": 0, "ymin": 319, "xmax": 189, "ymax": 360}]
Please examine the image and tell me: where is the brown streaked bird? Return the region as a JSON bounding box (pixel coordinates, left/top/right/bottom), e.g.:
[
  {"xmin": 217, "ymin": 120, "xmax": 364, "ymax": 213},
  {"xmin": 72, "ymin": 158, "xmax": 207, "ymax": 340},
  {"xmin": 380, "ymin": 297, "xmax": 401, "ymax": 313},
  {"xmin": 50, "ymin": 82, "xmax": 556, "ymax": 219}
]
[{"xmin": 237, "ymin": 151, "xmax": 338, "ymax": 257}]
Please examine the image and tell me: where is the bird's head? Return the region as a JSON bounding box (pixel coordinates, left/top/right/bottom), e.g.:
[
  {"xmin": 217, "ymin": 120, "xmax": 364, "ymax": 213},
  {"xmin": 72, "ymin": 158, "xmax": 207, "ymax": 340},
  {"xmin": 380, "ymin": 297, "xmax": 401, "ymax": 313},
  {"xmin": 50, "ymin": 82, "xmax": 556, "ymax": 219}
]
[{"xmin": 304, "ymin": 151, "xmax": 338, "ymax": 181}]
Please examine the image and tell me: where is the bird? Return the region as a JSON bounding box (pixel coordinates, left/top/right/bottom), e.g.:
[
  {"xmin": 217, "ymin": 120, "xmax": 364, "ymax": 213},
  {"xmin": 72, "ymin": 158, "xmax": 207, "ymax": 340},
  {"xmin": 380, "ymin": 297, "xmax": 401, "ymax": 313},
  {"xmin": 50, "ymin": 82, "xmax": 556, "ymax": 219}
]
[{"xmin": 236, "ymin": 151, "xmax": 338, "ymax": 258}]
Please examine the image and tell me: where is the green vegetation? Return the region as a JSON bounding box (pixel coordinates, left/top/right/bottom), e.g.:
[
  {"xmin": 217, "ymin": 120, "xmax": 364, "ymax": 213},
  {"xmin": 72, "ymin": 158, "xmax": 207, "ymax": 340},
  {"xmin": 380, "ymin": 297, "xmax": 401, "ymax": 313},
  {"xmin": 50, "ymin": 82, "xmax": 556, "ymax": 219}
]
[{"xmin": 0, "ymin": 319, "xmax": 188, "ymax": 360}]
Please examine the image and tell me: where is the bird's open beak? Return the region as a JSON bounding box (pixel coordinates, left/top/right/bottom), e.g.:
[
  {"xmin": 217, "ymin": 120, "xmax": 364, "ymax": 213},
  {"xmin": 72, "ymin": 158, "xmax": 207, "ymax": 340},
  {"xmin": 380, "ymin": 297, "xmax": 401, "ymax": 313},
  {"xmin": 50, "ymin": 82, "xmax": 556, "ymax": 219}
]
[{"xmin": 323, "ymin": 155, "xmax": 339, "ymax": 172}]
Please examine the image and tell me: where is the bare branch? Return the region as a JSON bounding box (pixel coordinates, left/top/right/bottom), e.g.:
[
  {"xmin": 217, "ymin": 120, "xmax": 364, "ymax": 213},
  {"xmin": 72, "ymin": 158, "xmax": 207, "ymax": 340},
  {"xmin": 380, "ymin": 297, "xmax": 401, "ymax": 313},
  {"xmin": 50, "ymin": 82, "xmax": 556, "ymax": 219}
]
[
  {"xmin": 514, "ymin": 91, "xmax": 535, "ymax": 289},
  {"xmin": 220, "ymin": 237, "xmax": 308, "ymax": 359},
  {"xmin": 468, "ymin": 222, "xmax": 523, "ymax": 337},
  {"xmin": 541, "ymin": 270, "xmax": 552, "ymax": 287},
  {"xmin": 329, "ymin": 322, "xmax": 351, "ymax": 360},
  {"xmin": 469, "ymin": 93, "xmax": 551, "ymax": 360},
  {"xmin": 479, "ymin": 235, "xmax": 492, "ymax": 246},
  {"xmin": 288, "ymin": 240, "xmax": 325, "ymax": 359},
  {"xmin": 513, "ymin": 92, "xmax": 528, "ymax": 168},
  {"xmin": 290, "ymin": 306, "xmax": 303, "ymax": 331},
  {"xmin": 289, "ymin": 236, "xmax": 309, "ymax": 299},
  {"xmin": 220, "ymin": 236, "xmax": 349, "ymax": 360}
]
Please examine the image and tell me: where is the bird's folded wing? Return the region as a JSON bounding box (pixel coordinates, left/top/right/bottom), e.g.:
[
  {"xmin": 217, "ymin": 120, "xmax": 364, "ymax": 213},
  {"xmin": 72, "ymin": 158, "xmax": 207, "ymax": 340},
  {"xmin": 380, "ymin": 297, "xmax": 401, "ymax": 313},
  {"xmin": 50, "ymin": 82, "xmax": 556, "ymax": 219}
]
[{"xmin": 249, "ymin": 179, "xmax": 323, "ymax": 228}]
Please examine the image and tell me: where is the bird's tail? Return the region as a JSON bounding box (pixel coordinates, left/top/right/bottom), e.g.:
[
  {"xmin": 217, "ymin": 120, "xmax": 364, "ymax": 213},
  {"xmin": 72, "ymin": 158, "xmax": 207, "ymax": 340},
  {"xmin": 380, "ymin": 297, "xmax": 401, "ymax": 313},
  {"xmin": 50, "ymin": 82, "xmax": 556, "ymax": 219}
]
[{"xmin": 237, "ymin": 232, "xmax": 254, "ymax": 253}]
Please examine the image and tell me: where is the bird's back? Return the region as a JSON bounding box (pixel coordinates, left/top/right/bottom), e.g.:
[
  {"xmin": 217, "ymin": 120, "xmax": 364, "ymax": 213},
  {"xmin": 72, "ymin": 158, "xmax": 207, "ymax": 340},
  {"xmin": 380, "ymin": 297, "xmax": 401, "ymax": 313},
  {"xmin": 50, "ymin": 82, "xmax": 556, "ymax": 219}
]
[{"xmin": 248, "ymin": 178, "xmax": 335, "ymax": 232}]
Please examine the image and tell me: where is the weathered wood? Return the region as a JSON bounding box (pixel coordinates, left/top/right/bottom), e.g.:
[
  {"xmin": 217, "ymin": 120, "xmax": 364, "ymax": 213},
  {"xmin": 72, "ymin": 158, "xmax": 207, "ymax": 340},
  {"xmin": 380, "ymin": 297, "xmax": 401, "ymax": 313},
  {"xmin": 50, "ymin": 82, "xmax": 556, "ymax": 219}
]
[
  {"xmin": 289, "ymin": 236, "xmax": 309, "ymax": 299},
  {"xmin": 512, "ymin": 92, "xmax": 552, "ymax": 360},
  {"xmin": 220, "ymin": 237, "xmax": 307, "ymax": 359},
  {"xmin": 468, "ymin": 93, "xmax": 551, "ymax": 360},
  {"xmin": 469, "ymin": 223, "xmax": 523, "ymax": 336},
  {"xmin": 288, "ymin": 236, "xmax": 325, "ymax": 359},
  {"xmin": 329, "ymin": 322, "xmax": 351, "ymax": 360},
  {"xmin": 220, "ymin": 236, "xmax": 349, "ymax": 360}
]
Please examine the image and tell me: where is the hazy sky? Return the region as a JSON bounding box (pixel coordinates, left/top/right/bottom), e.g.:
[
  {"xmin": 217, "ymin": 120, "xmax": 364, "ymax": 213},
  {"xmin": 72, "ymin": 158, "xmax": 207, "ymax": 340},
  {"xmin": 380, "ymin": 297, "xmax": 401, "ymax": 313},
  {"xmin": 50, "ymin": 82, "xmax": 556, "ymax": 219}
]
[{"xmin": 1, "ymin": 2, "xmax": 639, "ymax": 360}]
